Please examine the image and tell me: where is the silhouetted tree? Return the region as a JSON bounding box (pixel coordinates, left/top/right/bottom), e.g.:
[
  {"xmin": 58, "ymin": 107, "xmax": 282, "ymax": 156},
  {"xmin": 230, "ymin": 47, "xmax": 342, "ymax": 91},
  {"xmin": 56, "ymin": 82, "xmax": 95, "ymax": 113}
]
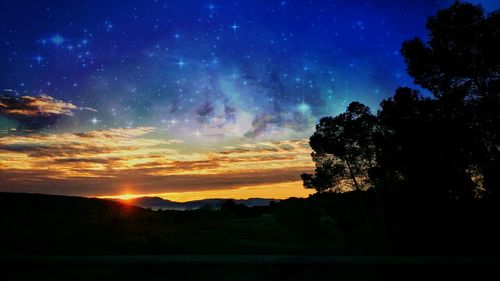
[
  {"xmin": 402, "ymin": 1, "xmax": 499, "ymax": 101},
  {"xmin": 400, "ymin": 1, "xmax": 499, "ymax": 200},
  {"xmin": 302, "ymin": 102, "xmax": 377, "ymax": 193},
  {"xmin": 372, "ymin": 87, "xmax": 477, "ymax": 203},
  {"xmin": 299, "ymin": 0, "xmax": 500, "ymax": 254}
]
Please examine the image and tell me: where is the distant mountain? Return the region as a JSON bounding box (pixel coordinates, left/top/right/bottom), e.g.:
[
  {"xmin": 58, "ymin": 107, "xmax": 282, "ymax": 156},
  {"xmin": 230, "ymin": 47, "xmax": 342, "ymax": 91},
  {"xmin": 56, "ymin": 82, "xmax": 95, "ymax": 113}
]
[{"xmin": 123, "ymin": 197, "xmax": 278, "ymax": 210}]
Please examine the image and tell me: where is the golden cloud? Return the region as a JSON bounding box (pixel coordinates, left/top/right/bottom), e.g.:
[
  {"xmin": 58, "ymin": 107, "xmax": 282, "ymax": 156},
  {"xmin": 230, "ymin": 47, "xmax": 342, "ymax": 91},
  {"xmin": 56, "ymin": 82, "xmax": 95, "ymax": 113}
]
[
  {"xmin": 0, "ymin": 127, "xmax": 313, "ymax": 198},
  {"xmin": 0, "ymin": 94, "xmax": 76, "ymax": 117},
  {"xmin": 0, "ymin": 91, "xmax": 96, "ymax": 130}
]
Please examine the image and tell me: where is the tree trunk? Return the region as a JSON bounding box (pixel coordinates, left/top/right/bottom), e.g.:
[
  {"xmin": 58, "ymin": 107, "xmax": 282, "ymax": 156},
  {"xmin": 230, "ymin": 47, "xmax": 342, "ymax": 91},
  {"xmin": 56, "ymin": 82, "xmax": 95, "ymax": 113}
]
[{"xmin": 344, "ymin": 158, "xmax": 361, "ymax": 191}]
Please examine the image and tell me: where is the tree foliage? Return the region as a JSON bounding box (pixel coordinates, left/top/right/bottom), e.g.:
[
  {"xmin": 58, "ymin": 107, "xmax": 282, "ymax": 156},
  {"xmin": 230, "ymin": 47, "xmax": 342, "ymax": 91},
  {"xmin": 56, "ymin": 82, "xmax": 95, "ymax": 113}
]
[{"xmin": 301, "ymin": 102, "xmax": 377, "ymax": 193}]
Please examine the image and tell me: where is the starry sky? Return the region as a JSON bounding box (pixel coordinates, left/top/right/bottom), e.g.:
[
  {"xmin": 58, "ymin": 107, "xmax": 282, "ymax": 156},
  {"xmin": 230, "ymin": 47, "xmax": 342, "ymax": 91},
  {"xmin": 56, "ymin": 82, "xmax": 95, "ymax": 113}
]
[{"xmin": 1, "ymin": 0, "xmax": 498, "ymax": 200}]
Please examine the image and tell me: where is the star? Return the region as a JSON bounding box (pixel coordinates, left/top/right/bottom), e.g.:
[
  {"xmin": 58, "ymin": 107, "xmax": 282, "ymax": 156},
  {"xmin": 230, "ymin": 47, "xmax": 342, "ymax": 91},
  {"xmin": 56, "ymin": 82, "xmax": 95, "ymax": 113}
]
[
  {"xmin": 297, "ymin": 102, "xmax": 310, "ymax": 113},
  {"xmin": 177, "ymin": 59, "xmax": 186, "ymax": 68},
  {"xmin": 230, "ymin": 23, "xmax": 240, "ymax": 32},
  {"xmin": 50, "ymin": 34, "xmax": 64, "ymax": 45},
  {"xmin": 91, "ymin": 117, "xmax": 99, "ymax": 125}
]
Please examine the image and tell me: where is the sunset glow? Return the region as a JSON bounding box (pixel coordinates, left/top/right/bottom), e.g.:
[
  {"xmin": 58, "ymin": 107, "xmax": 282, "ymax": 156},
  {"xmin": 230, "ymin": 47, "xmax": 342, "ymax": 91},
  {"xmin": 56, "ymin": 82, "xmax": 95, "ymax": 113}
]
[
  {"xmin": 99, "ymin": 181, "xmax": 314, "ymax": 202},
  {"xmin": 0, "ymin": 126, "xmax": 314, "ymax": 199}
]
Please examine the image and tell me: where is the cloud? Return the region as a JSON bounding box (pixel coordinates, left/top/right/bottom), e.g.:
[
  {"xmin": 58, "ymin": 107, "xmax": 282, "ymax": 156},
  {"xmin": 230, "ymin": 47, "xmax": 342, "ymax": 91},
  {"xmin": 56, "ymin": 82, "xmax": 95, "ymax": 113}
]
[
  {"xmin": 0, "ymin": 167, "xmax": 309, "ymax": 196},
  {"xmin": 0, "ymin": 90, "xmax": 95, "ymax": 130},
  {"xmin": 195, "ymin": 101, "xmax": 215, "ymax": 123},
  {"xmin": 0, "ymin": 127, "xmax": 161, "ymax": 158},
  {"xmin": 243, "ymin": 114, "xmax": 278, "ymax": 139},
  {"xmin": 0, "ymin": 127, "xmax": 312, "ymax": 196}
]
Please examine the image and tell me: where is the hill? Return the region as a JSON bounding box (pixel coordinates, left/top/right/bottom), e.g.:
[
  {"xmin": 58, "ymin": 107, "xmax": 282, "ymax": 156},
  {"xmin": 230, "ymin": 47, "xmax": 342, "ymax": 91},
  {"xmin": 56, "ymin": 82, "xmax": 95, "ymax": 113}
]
[
  {"xmin": 123, "ymin": 196, "xmax": 278, "ymax": 210},
  {"xmin": 0, "ymin": 192, "xmax": 145, "ymax": 216}
]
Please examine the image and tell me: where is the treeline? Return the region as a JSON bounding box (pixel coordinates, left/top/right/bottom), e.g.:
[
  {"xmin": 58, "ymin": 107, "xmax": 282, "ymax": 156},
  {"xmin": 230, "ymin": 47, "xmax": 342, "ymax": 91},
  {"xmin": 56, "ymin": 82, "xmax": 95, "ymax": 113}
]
[{"xmin": 299, "ymin": 1, "xmax": 500, "ymax": 254}]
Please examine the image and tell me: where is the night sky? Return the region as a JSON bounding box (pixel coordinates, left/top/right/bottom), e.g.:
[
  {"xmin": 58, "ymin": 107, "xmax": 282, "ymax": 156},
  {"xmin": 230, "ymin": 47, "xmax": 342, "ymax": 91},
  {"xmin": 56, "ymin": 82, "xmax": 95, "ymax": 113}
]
[{"xmin": 1, "ymin": 0, "xmax": 498, "ymax": 200}]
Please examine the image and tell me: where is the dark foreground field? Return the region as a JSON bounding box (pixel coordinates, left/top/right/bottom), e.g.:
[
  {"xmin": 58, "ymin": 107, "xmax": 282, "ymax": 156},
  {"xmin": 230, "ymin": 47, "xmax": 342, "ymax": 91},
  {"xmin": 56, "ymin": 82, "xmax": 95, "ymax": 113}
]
[
  {"xmin": 1, "ymin": 192, "xmax": 500, "ymax": 280},
  {"xmin": 0, "ymin": 192, "xmax": 341, "ymax": 255}
]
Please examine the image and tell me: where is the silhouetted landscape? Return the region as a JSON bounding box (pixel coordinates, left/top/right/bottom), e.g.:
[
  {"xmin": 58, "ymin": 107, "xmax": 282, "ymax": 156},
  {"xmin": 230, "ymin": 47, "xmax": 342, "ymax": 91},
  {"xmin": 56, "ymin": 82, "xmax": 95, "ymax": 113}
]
[
  {"xmin": 0, "ymin": 192, "xmax": 359, "ymax": 255},
  {"xmin": 2, "ymin": 190, "xmax": 500, "ymax": 279},
  {"xmin": 1, "ymin": 1, "xmax": 500, "ymax": 280},
  {"xmin": 2, "ymin": 187, "xmax": 500, "ymax": 256}
]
